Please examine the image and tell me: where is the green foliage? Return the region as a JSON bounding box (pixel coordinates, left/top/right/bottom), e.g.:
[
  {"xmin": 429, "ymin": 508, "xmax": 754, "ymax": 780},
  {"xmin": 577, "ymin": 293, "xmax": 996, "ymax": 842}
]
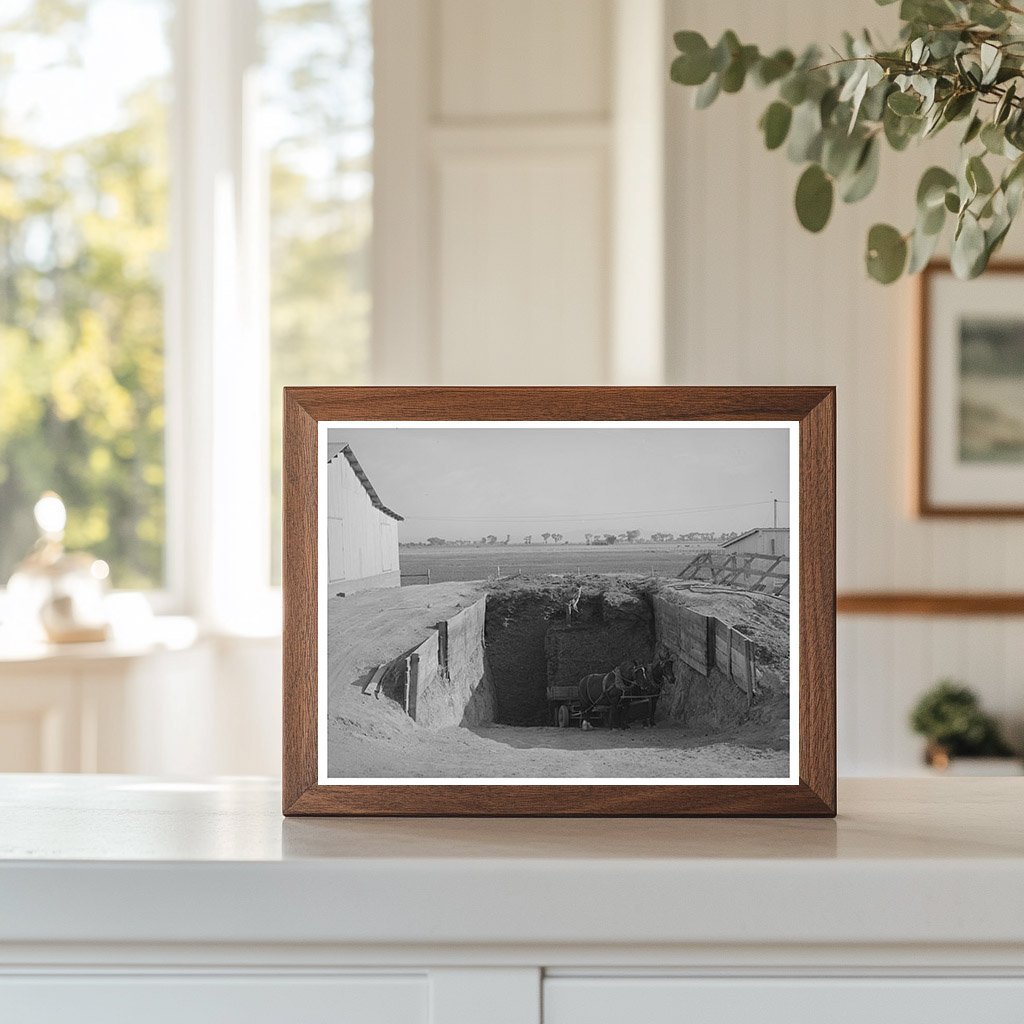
[
  {"xmin": 795, "ymin": 164, "xmax": 834, "ymax": 231},
  {"xmin": 0, "ymin": 0, "xmax": 372, "ymax": 588},
  {"xmin": 670, "ymin": 0, "xmax": 1024, "ymax": 282},
  {"xmin": 909, "ymin": 680, "xmax": 1015, "ymax": 756},
  {"xmin": 0, "ymin": 3, "xmax": 168, "ymax": 587}
]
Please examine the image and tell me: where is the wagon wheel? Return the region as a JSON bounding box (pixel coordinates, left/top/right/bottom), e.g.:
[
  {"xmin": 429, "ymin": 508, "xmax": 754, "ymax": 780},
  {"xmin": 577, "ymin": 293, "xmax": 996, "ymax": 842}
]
[{"xmin": 557, "ymin": 704, "xmax": 571, "ymax": 729}]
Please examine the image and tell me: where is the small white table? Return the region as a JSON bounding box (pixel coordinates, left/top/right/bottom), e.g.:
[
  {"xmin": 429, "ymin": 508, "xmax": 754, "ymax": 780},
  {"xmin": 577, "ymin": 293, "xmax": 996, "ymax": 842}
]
[{"xmin": 1, "ymin": 776, "xmax": 1022, "ymax": 1023}]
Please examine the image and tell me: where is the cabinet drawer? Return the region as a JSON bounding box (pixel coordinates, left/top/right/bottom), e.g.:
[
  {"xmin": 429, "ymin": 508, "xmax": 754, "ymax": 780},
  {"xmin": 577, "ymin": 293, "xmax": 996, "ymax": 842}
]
[
  {"xmin": 0, "ymin": 974, "xmax": 427, "ymax": 1024},
  {"xmin": 544, "ymin": 977, "xmax": 1024, "ymax": 1024}
]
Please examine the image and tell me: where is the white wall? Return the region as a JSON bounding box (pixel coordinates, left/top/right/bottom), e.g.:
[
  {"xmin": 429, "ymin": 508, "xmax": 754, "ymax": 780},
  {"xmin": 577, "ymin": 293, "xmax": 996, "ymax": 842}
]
[
  {"xmin": 373, "ymin": 0, "xmax": 665, "ymax": 386},
  {"xmin": 665, "ymin": 0, "xmax": 1024, "ymax": 772},
  {"xmin": 174, "ymin": 0, "xmax": 1024, "ymax": 779}
]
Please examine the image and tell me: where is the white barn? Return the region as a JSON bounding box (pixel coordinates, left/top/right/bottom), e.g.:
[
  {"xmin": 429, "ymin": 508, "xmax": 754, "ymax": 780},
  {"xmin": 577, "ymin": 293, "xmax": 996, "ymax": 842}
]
[
  {"xmin": 326, "ymin": 442, "xmax": 403, "ymax": 591},
  {"xmin": 721, "ymin": 527, "xmax": 790, "ymax": 558}
]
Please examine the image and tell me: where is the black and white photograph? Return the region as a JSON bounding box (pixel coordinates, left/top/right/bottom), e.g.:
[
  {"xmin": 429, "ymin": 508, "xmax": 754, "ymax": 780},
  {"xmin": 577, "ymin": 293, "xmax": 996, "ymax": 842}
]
[{"xmin": 319, "ymin": 423, "xmax": 797, "ymax": 784}]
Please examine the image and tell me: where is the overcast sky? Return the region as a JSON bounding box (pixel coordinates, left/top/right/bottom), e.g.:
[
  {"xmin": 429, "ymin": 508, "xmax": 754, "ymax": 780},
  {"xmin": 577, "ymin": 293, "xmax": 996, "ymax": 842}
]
[{"xmin": 329, "ymin": 426, "xmax": 791, "ymax": 543}]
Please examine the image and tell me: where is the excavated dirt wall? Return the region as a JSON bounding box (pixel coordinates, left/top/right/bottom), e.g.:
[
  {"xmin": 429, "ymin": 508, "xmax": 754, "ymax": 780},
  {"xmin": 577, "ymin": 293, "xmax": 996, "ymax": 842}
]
[
  {"xmin": 486, "ymin": 578, "xmax": 655, "ymax": 725},
  {"xmin": 484, "ymin": 589, "xmax": 556, "ymax": 725}
]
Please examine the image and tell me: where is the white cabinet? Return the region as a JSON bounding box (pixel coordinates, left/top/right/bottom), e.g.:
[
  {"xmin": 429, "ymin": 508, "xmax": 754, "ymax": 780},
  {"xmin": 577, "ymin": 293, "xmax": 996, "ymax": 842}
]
[
  {"xmin": 0, "ymin": 975, "xmax": 428, "ymax": 1024},
  {"xmin": 545, "ymin": 977, "xmax": 1024, "ymax": 1024},
  {"xmin": 2, "ymin": 777, "xmax": 1023, "ymax": 1024}
]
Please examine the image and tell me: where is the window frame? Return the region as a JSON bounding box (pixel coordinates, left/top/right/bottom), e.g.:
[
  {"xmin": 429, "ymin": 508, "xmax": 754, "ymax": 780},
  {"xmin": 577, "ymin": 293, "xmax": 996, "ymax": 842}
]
[{"xmin": 165, "ymin": 0, "xmax": 279, "ymax": 632}]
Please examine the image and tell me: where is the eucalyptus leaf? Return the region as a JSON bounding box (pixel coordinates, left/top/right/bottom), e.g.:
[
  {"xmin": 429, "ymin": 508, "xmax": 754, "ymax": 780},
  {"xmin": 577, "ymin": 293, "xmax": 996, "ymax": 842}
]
[
  {"xmin": 917, "ymin": 166, "xmax": 957, "ymax": 210},
  {"xmin": 866, "ymin": 223, "xmax": 908, "ymax": 283},
  {"xmin": 908, "ymin": 222, "xmax": 942, "ymax": 273},
  {"xmin": 884, "ymin": 106, "xmax": 922, "ymax": 150},
  {"xmin": 970, "ymin": 2, "xmax": 1009, "ymax": 29},
  {"xmin": 951, "ymin": 211, "xmax": 987, "ymax": 278},
  {"xmin": 694, "ymin": 73, "xmax": 721, "ymax": 109},
  {"xmin": 888, "ymin": 90, "xmax": 921, "ymax": 115},
  {"xmin": 721, "ymin": 45, "xmax": 758, "ymax": 93},
  {"xmin": 842, "ymin": 137, "xmax": 881, "ymax": 203},
  {"xmin": 996, "ymin": 82, "xmax": 1017, "ymax": 124},
  {"xmin": 980, "ymin": 42, "xmax": 1003, "ymax": 86},
  {"xmin": 760, "ymin": 101, "xmax": 793, "ymax": 150},
  {"xmin": 942, "ymin": 91, "xmax": 974, "ymax": 122},
  {"xmin": 754, "ymin": 49, "xmax": 795, "ymax": 87},
  {"xmin": 779, "ymin": 73, "xmax": 807, "ymax": 106},
  {"xmin": 967, "ymin": 154, "xmax": 995, "ymax": 195},
  {"xmin": 822, "ymin": 128, "xmax": 863, "ymax": 178},
  {"xmin": 795, "ymin": 164, "xmax": 834, "ymax": 232},
  {"xmin": 671, "ymin": 52, "xmax": 711, "ymax": 87},
  {"xmin": 710, "ymin": 31, "xmax": 740, "ymax": 73},
  {"xmin": 981, "ymin": 121, "xmax": 1006, "ymax": 155},
  {"xmin": 921, "ymin": 200, "xmax": 946, "ymax": 235},
  {"xmin": 1004, "ymin": 158, "xmax": 1024, "ymax": 216},
  {"xmin": 962, "ymin": 115, "xmax": 983, "ymax": 145},
  {"xmin": 787, "ymin": 101, "xmax": 823, "ymax": 162},
  {"xmin": 861, "ymin": 80, "xmax": 892, "ymax": 122}
]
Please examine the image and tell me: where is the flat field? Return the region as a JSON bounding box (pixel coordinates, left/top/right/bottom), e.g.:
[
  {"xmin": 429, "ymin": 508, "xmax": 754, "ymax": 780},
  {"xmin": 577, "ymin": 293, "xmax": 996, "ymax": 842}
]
[{"xmin": 399, "ymin": 542, "xmax": 716, "ymax": 584}]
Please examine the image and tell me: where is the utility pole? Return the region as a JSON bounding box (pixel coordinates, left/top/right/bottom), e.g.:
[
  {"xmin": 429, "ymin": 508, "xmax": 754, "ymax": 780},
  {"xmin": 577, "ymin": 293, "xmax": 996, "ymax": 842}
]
[{"xmin": 773, "ymin": 498, "xmax": 778, "ymax": 528}]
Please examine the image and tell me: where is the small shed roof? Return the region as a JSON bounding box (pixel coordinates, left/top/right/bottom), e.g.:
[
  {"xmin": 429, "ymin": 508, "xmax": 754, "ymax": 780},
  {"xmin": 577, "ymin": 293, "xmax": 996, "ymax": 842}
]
[
  {"xmin": 721, "ymin": 526, "xmax": 789, "ymax": 548},
  {"xmin": 327, "ymin": 442, "xmax": 404, "ymax": 521}
]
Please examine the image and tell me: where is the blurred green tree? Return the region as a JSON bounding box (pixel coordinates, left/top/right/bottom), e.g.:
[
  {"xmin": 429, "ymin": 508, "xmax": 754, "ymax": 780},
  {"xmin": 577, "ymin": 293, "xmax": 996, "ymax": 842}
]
[{"xmin": 0, "ymin": 0, "xmax": 170, "ymax": 587}]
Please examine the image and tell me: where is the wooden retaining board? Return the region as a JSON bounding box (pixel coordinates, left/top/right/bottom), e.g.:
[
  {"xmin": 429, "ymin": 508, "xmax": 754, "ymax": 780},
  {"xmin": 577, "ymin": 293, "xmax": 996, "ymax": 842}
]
[
  {"xmin": 654, "ymin": 596, "xmax": 713, "ymax": 676},
  {"xmin": 713, "ymin": 620, "xmax": 756, "ymax": 694}
]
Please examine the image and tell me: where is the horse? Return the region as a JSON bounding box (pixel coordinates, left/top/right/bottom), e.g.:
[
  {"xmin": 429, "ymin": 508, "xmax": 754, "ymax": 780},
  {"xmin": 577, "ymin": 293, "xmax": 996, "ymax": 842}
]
[
  {"xmin": 630, "ymin": 657, "xmax": 673, "ymax": 727},
  {"xmin": 578, "ymin": 660, "xmax": 648, "ymax": 730}
]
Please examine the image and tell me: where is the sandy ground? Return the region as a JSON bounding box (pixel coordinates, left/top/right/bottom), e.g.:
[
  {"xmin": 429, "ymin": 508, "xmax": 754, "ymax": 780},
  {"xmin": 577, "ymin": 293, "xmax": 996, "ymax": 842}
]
[
  {"xmin": 326, "ymin": 575, "xmax": 789, "ymax": 780},
  {"xmin": 328, "ymin": 720, "xmax": 788, "ymax": 779}
]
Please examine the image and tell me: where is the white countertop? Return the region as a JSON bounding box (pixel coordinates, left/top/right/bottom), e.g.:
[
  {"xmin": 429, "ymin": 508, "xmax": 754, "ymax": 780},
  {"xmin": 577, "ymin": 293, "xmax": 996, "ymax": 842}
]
[{"xmin": 2, "ymin": 776, "xmax": 1022, "ymax": 951}]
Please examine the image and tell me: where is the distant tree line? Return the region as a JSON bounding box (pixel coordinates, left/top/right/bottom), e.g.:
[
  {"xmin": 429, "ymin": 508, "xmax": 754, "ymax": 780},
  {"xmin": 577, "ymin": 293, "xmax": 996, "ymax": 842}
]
[{"xmin": 401, "ymin": 529, "xmax": 743, "ymax": 547}]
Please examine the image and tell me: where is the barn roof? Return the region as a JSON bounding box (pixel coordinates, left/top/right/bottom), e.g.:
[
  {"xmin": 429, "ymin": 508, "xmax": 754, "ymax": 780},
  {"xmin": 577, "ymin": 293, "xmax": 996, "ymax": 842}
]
[
  {"xmin": 721, "ymin": 526, "xmax": 789, "ymax": 548},
  {"xmin": 327, "ymin": 442, "xmax": 404, "ymax": 521}
]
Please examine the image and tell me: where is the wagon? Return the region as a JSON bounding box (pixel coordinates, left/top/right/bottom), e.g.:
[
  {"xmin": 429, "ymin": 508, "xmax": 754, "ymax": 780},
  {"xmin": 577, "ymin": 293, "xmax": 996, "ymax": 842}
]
[{"xmin": 546, "ymin": 682, "xmax": 659, "ymax": 729}]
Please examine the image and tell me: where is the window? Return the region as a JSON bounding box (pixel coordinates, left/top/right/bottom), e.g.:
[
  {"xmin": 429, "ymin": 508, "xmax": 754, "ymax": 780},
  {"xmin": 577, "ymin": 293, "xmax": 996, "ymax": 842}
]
[
  {"xmin": 0, "ymin": 0, "xmax": 374, "ymax": 617},
  {"xmin": 262, "ymin": 0, "xmax": 373, "ymax": 581},
  {"xmin": 0, "ymin": 0, "xmax": 172, "ymax": 589}
]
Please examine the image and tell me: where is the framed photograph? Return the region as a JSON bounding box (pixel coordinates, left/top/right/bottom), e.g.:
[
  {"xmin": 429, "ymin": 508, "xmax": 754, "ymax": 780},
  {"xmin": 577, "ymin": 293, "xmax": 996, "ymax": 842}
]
[
  {"xmin": 283, "ymin": 387, "xmax": 835, "ymax": 816},
  {"xmin": 918, "ymin": 261, "xmax": 1024, "ymax": 516}
]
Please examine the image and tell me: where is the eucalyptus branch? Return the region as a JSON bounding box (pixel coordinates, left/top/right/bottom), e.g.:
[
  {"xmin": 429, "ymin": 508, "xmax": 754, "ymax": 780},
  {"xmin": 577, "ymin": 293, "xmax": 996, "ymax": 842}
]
[{"xmin": 670, "ymin": 0, "xmax": 1024, "ymax": 283}]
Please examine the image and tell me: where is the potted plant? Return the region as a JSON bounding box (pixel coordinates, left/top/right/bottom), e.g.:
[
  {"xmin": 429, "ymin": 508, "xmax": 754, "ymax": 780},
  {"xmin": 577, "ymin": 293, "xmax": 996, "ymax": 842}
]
[
  {"xmin": 670, "ymin": 0, "xmax": 1024, "ymax": 283},
  {"xmin": 909, "ymin": 680, "xmax": 1018, "ymax": 772}
]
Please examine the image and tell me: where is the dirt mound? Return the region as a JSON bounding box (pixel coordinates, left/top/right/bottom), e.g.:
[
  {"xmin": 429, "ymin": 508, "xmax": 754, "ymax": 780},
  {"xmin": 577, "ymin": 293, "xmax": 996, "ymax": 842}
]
[
  {"xmin": 660, "ymin": 581, "xmax": 790, "ymax": 673},
  {"xmin": 326, "ymin": 581, "xmax": 486, "ymax": 742}
]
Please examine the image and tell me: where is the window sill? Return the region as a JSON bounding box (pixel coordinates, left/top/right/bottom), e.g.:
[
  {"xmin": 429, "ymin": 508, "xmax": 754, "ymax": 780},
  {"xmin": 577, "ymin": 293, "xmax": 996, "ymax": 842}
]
[{"xmin": 0, "ymin": 616, "xmax": 201, "ymax": 666}]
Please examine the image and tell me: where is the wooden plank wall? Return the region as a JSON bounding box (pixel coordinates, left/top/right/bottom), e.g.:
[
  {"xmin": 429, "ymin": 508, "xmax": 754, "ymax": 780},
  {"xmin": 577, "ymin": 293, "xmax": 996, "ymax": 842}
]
[
  {"xmin": 654, "ymin": 596, "xmax": 713, "ymax": 675},
  {"xmin": 712, "ymin": 620, "xmax": 756, "ymax": 695},
  {"xmin": 655, "ymin": 595, "xmax": 755, "ymax": 694}
]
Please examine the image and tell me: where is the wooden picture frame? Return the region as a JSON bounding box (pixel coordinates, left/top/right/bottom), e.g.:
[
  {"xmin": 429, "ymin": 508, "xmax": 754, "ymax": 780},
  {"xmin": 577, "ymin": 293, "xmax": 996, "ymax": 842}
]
[
  {"xmin": 283, "ymin": 387, "xmax": 836, "ymax": 816},
  {"xmin": 917, "ymin": 260, "xmax": 1024, "ymax": 517}
]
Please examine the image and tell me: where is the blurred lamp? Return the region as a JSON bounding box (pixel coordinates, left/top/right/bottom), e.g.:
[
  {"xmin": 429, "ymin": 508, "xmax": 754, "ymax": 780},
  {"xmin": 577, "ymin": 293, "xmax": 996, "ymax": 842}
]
[{"xmin": 5, "ymin": 492, "xmax": 111, "ymax": 645}]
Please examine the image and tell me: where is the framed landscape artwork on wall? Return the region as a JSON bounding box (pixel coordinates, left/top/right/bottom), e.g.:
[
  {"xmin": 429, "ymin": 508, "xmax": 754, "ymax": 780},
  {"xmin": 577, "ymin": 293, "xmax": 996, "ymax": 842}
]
[
  {"xmin": 282, "ymin": 387, "xmax": 836, "ymax": 816},
  {"xmin": 918, "ymin": 262, "xmax": 1024, "ymax": 517}
]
